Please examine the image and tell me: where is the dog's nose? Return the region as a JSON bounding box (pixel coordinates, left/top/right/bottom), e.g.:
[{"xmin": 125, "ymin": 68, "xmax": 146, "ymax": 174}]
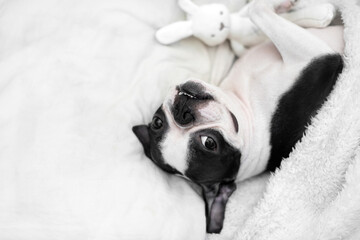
[
  {"xmin": 172, "ymin": 81, "xmax": 202, "ymax": 126},
  {"xmin": 172, "ymin": 81, "xmax": 213, "ymax": 126},
  {"xmin": 173, "ymin": 93, "xmax": 196, "ymax": 126}
]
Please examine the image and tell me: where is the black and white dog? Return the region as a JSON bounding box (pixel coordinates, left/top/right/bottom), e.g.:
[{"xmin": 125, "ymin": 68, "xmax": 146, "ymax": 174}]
[{"xmin": 133, "ymin": 0, "xmax": 344, "ymax": 234}]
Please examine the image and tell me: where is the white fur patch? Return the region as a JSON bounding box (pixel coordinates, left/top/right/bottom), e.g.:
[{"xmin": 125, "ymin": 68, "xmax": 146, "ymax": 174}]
[
  {"xmin": 198, "ymin": 102, "xmax": 223, "ymax": 123},
  {"xmin": 160, "ymin": 130, "xmax": 190, "ymax": 174}
]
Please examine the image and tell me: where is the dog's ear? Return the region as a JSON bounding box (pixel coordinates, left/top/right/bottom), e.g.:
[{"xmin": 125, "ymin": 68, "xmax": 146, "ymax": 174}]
[
  {"xmin": 132, "ymin": 125, "xmax": 151, "ymax": 159},
  {"xmin": 201, "ymin": 181, "xmax": 237, "ymax": 233}
]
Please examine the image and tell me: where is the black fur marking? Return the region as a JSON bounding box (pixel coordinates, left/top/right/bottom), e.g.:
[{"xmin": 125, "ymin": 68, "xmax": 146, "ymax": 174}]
[
  {"xmin": 267, "ymin": 54, "xmax": 344, "ymax": 171},
  {"xmin": 185, "ymin": 129, "xmax": 241, "ymax": 184},
  {"xmin": 132, "ymin": 106, "xmax": 181, "ymax": 175},
  {"xmin": 185, "ymin": 128, "xmax": 241, "ymax": 233}
]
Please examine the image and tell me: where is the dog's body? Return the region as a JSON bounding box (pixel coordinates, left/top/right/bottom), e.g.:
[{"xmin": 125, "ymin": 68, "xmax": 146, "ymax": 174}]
[
  {"xmin": 221, "ymin": 25, "xmax": 344, "ymax": 180},
  {"xmin": 133, "ymin": 0, "xmax": 344, "ymax": 234}
]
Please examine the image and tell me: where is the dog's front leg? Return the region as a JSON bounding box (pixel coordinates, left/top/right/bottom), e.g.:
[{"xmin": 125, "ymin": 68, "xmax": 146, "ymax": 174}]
[{"xmin": 248, "ymin": 0, "xmax": 335, "ymax": 64}]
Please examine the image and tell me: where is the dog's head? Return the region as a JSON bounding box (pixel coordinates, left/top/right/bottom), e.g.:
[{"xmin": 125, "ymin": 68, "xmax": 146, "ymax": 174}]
[{"xmin": 133, "ymin": 80, "xmax": 242, "ymax": 233}]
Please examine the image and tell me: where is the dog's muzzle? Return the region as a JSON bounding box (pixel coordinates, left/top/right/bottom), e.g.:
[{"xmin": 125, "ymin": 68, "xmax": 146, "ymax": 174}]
[{"xmin": 172, "ymin": 81, "xmax": 213, "ymax": 126}]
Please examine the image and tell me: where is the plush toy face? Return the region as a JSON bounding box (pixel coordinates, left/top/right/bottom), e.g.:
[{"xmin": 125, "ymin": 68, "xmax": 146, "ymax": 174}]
[{"xmin": 191, "ymin": 4, "xmax": 230, "ymax": 46}]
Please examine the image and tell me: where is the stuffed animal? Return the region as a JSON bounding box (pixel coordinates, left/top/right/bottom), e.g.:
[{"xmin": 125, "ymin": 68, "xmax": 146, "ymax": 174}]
[{"xmin": 155, "ymin": 0, "xmax": 336, "ymax": 56}]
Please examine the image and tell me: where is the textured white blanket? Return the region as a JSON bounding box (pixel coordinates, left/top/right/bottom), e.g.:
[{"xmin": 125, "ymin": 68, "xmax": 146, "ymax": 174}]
[
  {"xmin": 208, "ymin": 0, "xmax": 360, "ymax": 239},
  {"xmin": 0, "ymin": 0, "xmax": 234, "ymax": 239}
]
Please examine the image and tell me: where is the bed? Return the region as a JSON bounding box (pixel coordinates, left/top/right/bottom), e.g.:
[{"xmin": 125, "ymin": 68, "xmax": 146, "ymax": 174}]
[{"xmin": 1, "ymin": 0, "xmax": 360, "ymax": 240}]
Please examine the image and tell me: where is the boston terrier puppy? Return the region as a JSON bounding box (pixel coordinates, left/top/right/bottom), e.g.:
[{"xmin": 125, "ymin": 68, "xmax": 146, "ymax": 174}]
[{"xmin": 133, "ymin": 0, "xmax": 344, "ymax": 233}]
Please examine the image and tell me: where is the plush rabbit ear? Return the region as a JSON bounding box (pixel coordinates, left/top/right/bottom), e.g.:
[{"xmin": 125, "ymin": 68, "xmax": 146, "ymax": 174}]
[
  {"xmin": 155, "ymin": 21, "xmax": 193, "ymax": 45},
  {"xmin": 178, "ymin": 0, "xmax": 199, "ymax": 15}
]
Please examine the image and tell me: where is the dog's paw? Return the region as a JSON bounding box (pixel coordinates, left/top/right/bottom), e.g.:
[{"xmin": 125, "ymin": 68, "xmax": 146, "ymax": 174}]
[
  {"xmin": 250, "ymin": 0, "xmax": 297, "ymax": 13},
  {"xmin": 274, "ymin": 0, "xmax": 297, "ymax": 13},
  {"xmin": 317, "ymin": 3, "xmax": 336, "ymax": 27}
]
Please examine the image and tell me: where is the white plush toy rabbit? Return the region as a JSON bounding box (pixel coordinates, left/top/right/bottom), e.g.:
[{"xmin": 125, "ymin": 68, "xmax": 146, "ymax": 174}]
[{"xmin": 155, "ymin": 0, "xmax": 336, "ymax": 56}]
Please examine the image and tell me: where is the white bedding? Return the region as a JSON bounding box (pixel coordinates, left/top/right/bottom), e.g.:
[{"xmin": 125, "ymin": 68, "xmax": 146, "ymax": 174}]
[{"xmin": 0, "ymin": 0, "xmax": 237, "ymax": 239}]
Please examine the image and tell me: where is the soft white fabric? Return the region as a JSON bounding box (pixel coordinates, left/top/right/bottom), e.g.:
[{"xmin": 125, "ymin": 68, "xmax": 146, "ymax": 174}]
[
  {"xmin": 0, "ymin": 0, "xmax": 235, "ymax": 239},
  {"xmin": 2, "ymin": 0, "xmax": 359, "ymax": 239},
  {"xmin": 208, "ymin": 0, "xmax": 360, "ymax": 239}
]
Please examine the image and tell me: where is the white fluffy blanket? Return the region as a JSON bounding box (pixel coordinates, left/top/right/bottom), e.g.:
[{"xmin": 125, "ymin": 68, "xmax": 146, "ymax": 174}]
[
  {"xmin": 208, "ymin": 0, "xmax": 360, "ymax": 239},
  {"xmin": 0, "ymin": 0, "xmax": 235, "ymax": 239}
]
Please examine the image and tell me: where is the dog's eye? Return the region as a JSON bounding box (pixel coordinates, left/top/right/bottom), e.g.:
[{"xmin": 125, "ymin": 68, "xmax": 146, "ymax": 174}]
[
  {"xmin": 201, "ymin": 136, "xmax": 217, "ymax": 150},
  {"xmin": 151, "ymin": 116, "xmax": 163, "ymax": 130}
]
